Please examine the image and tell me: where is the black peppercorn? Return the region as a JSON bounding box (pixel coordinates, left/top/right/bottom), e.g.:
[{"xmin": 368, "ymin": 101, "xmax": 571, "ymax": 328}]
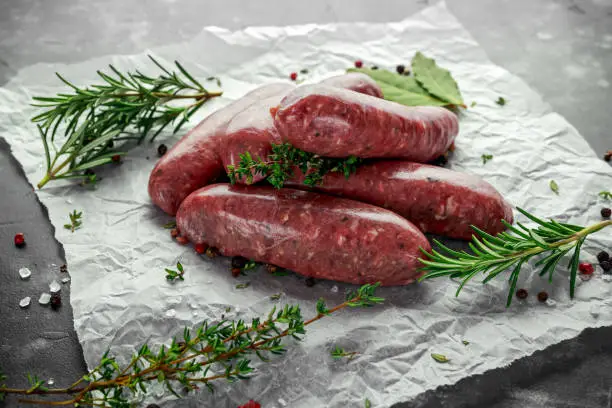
[
  {"xmin": 231, "ymin": 256, "xmax": 248, "ymax": 269},
  {"xmin": 84, "ymin": 169, "xmax": 95, "ymax": 176},
  {"xmin": 145, "ymin": 405, "xmax": 161, "ymax": 408},
  {"xmin": 231, "ymin": 267, "xmax": 241, "ymax": 278},
  {"xmin": 598, "ymin": 251, "xmax": 610, "ymax": 263},
  {"xmin": 537, "ymin": 291, "xmax": 548, "ymax": 302},
  {"xmin": 604, "ymin": 151, "xmax": 612, "ymax": 162},
  {"xmin": 60, "ymin": 264, "xmax": 68, "ymax": 273},
  {"xmin": 516, "ymin": 288, "xmax": 528, "ymax": 299},
  {"xmin": 305, "ymin": 277, "xmax": 316, "ymax": 287},
  {"xmin": 396, "ymin": 64, "xmax": 405, "ymax": 74},
  {"xmin": 371, "ymin": 66, "xmax": 379, "ymax": 70},
  {"xmin": 601, "ymin": 260, "xmax": 611, "ymax": 273},
  {"xmin": 601, "ymin": 208, "xmax": 611, "ymax": 218},
  {"xmin": 431, "ymin": 154, "xmax": 448, "ymax": 167},
  {"xmin": 50, "ymin": 293, "xmax": 62, "ymax": 309},
  {"xmin": 158, "ymin": 144, "xmax": 168, "ymax": 156}
]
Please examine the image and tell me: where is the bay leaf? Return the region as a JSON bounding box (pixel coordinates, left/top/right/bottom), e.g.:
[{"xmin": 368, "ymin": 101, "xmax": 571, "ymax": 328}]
[
  {"xmin": 347, "ymin": 67, "xmax": 447, "ymax": 107},
  {"xmin": 412, "ymin": 52, "xmax": 465, "ymax": 107}
]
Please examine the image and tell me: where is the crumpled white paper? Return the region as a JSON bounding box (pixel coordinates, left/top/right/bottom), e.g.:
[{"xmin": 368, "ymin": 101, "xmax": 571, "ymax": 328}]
[{"xmin": 1, "ymin": 2, "xmax": 611, "ymax": 407}]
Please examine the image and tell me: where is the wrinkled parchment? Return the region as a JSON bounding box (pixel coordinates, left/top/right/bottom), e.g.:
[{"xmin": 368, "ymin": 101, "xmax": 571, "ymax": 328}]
[{"xmin": 1, "ymin": 2, "xmax": 611, "ymax": 407}]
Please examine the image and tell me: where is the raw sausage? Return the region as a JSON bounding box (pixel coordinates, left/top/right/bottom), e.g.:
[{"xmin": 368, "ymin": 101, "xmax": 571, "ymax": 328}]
[
  {"xmin": 285, "ymin": 161, "xmax": 513, "ymax": 240},
  {"xmin": 319, "ymin": 72, "xmax": 383, "ymax": 98},
  {"xmin": 176, "ymin": 184, "xmax": 430, "ymax": 286},
  {"xmin": 221, "ymin": 74, "xmax": 384, "ymax": 185},
  {"xmin": 148, "ymin": 83, "xmax": 290, "ymax": 215},
  {"xmin": 219, "ymin": 86, "xmax": 293, "ymax": 184},
  {"xmin": 273, "ymin": 85, "xmax": 458, "ymax": 162}
]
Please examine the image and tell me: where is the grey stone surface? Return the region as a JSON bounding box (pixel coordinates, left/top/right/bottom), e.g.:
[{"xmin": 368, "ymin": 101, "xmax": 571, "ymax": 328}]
[{"xmin": 0, "ymin": 0, "xmax": 610, "ymax": 407}]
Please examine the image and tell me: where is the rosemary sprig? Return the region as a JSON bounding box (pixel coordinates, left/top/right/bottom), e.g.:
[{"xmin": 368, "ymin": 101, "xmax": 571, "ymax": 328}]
[
  {"xmin": 33, "ymin": 56, "xmax": 222, "ymax": 188},
  {"xmin": 0, "ymin": 283, "xmax": 383, "ymax": 406},
  {"xmin": 227, "ymin": 143, "xmax": 361, "ymax": 189},
  {"xmin": 63, "ymin": 210, "xmax": 83, "ymax": 233},
  {"xmin": 419, "ymin": 208, "xmax": 612, "ymax": 306}
]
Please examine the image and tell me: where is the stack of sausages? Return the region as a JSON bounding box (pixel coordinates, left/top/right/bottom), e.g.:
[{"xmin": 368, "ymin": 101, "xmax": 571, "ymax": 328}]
[{"xmin": 148, "ymin": 73, "xmax": 513, "ymax": 286}]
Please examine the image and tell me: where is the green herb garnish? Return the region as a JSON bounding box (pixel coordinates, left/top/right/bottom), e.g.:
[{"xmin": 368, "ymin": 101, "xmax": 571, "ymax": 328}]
[
  {"xmin": 481, "ymin": 154, "xmax": 493, "ymax": 165},
  {"xmin": 165, "ymin": 261, "xmax": 185, "ymax": 282},
  {"xmin": 63, "ymin": 210, "xmax": 83, "ymax": 232},
  {"xmin": 419, "ymin": 208, "xmax": 612, "ymax": 306}
]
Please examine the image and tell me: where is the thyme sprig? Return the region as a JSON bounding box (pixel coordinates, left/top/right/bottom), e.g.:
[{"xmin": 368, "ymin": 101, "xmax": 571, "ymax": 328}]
[
  {"xmin": 227, "ymin": 143, "xmax": 361, "ymax": 188},
  {"xmin": 63, "ymin": 210, "xmax": 83, "ymax": 233},
  {"xmin": 34, "ymin": 56, "xmax": 222, "ymax": 188},
  {"xmin": 419, "ymin": 208, "xmax": 612, "ymax": 306},
  {"xmin": 331, "ymin": 346, "xmax": 359, "ymax": 361},
  {"xmin": 165, "ymin": 261, "xmax": 185, "ymax": 282},
  {"xmin": 0, "ymin": 283, "xmax": 383, "ymax": 406}
]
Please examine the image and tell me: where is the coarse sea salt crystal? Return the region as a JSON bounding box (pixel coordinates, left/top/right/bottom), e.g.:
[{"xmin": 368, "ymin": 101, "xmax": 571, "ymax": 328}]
[
  {"xmin": 49, "ymin": 280, "xmax": 61, "ymax": 293},
  {"xmin": 61, "ymin": 277, "xmax": 71, "ymax": 284},
  {"xmin": 19, "ymin": 267, "xmax": 32, "ymax": 280},
  {"xmin": 39, "ymin": 293, "xmax": 51, "ymax": 305},
  {"xmin": 331, "ymin": 285, "xmax": 339, "ymax": 293},
  {"xmin": 19, "ymin": 297, "xmax": 31, "ymax": 308},
  {"xmin": 545, "ymin": 299, "xmax": 556, "ymax": 307},
  {"xmin": 590, "ymin": 304, "xmax": 601, "ymax": 317}
]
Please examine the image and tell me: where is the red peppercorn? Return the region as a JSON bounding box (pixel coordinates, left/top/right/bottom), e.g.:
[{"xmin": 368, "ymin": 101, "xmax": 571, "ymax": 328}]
[
  {"xmin": 194, "ymin": 243, "xmax": 207, "ymax": 254},
  {"xmin": 515, "ymin": 288, "xmax": 528, "ymax": 299},
  {"xmin": 231, "ymin": 267, "xmax": 241, "ymax": 278},
  {"xmin": 449, "ymin": 142, "xmax": 456, "ymax": 152},
  {"xmin": 238, "ymin": 400, "xmax": 261, "ymax": 408},
  {"xmin": 111, "ymin": 154, "xmax": 121, "ymax": 163},
  {"xmin": 602, "ymin": 208, "xmax": 611, "ymax": 219},
  {"xmin": 579, "ymin": 262, "xmax": 594, "ymax": 275},
  {"xmin": 176, "ymin": 236, "xmax": 189, "ymax": 245},
  {"xmin": 50, "ymin": 293, "xmax": 62, "ymax": 309},
  {"xmin": 14, "ymin": 233, "xmax": 25, "ymax": 248},
  {"xmin": 604, "ymin": 150, "xmax": 612, "ymax": 162},
  {"xmin": 354, "ymin": 60, "xmax": 363, "ymax": 68},
  {"xmin": 266, "ymin": 264, "xmax": 278, "ymax": 274},
  {"xmin": 290, "ymin": 72, "xmax": 298, "ymax": 81},
  {"xmin": 537, "ymin": 291, "xmax": 548, "ymax": 302},
  {"xmin": 170, "ymin": 228, "xmax": 179, "ymax": 238}
]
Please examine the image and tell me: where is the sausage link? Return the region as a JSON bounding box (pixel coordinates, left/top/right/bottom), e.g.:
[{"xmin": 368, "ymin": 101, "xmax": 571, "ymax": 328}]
[
  {"xmin": 273, "ymin": 85, "xmax": 458, "ymax": 161},
  {"xmin": 285, "ymin": 161, "xmax": 513, "ymax": 240},
  {"xmin": 176, "ymin": 184, "xmax": 430, "ymax": 286},
  {"xmin": 148, "ymin": 83, "xmax": 290, "ymax": 215}
]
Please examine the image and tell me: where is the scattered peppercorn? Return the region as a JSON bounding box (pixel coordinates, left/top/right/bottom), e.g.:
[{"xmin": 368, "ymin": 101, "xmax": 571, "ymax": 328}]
[
  {"xmin": 111, "ymin": 154, "xmax": 121, "ymax": 163},
  {"xmin": 175, "ymin": 236, "xmax": 189, "ymax": 245},
  {"xmin": 516, "ymin": 288, "xmax": 528, "ymax": 299},
  {"xmin": 449, "ymin": 142, "xmax": 456, "ymax": 152},
  {"xmin": 194, "ymin": 243, "xmax": 208, "ymax": 254},
  {"xmin": 50, "ymin": 293, "xmax": 62, "ymax": 309},
  {"xmin": 354, "ymin": 60, "xmax": 363, "ymax": 68},
  {"xmin": 84, "ymin": 169, "xmax": 95, "ymax": 176},
  {"xmin": 60, "ymin": 264, "xmax": 68, "ymax": 273},
  {"xmin": 205, "ymin": 247, "xmax": 218, "ymax": 258},
  {"xmin": 238, "ymin": 401, "xmax": 261, "ymax": 408},
  {"xmin": 396, "ymin": 64, "xmax": 405, "ymax": 74},
  {"xmin": 598, "ymin": 251, "xmax": 610, "ymax": 263},
  {"xmin": 579, "ymin": 262, "xmax": 594, "ymax": 275},
  {"xmin": 305, "ymin": 277, "xmax": 316, "ymax": 287},
  {"xmin": 290, "ymin": 72, "xmax": 298, "ymax": 81},
  {"xmin": 601, "ymin": 260, "xmax": 611, "ymax": 273},
  {"xmin": 231, "ymin": 267, "xmax": 241, "ymax": 278},
  {"xmin": 145, "ymin": 405, "xmax": 161, "ymax": 408},
  {"xmin": 158, "ymin": 144, "xmax": 168, "ymax": 156},
  {"xmin": 431, "ymin": 154, "xmax": 448, "ymax": 167},
  {"xmin": 170, "ymin": 228, "xmax": 179, "ymax": 238},
  {"xmin": 604, "ymin": 150, "xmax": 612, "ymax": 162},
  {"xmin": 266, "ymin": 264, "xmax": 278, "ymax": 274},
  {"xmin": 601, "ymin": 207, "xmax": 611, "ymax": 218},
  {"xmin": 231, "ymin": 256, "xmax": 248, "ymax": 269},
  {"xmin": 14, "ymin": 233, "xmax": 25, "ymax": 248},
  {"xmin": 537, "ymin": 291, "xmax": 548, "ymax": 302},
  {"xmin": 106, "ymin": 140, "xmax": 114, "ymax": 148},
  {"xmin": 371, "ymin": 65, "xmax": 379, "ymax": 70}
]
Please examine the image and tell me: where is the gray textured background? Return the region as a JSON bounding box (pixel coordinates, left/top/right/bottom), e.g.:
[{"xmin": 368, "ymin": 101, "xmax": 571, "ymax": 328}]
[{"xmin": 0, "ymin": 0, "xmax": 611, "ymax": 407}]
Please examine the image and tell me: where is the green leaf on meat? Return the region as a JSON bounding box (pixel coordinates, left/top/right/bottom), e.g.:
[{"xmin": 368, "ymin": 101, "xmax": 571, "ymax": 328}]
[
  {"xmin": 411, "ymin": 52, "xmax": 465, "ymax": 107},
  {"xmin": 347, "ymin": 67, "xmax": 448, "ymax": 107}
]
